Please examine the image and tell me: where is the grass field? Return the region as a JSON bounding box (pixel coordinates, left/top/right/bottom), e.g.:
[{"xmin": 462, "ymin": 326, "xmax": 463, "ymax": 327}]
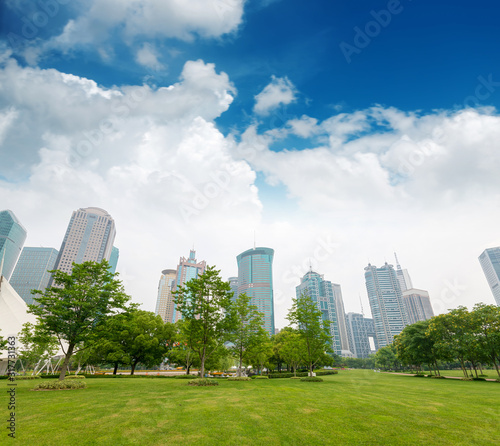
[{"xmin": 7, "ymin": 370, "xmax": 500, "ymax": 445}]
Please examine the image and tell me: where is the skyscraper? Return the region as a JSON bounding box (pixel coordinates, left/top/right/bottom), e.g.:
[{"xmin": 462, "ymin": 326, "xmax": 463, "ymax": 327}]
[
  {"xmin": 345, "ymin": 312, "xmax": 378, "ymax": 358},
  {"xmin": 10, "ymin": 247, "xmax": 58, "ymax": 305},
  {"xmin": 402, "ymin": 289, "xmax": 435, "ymax": 324},
  {"xmin": 479, "ymin": 247, "xmax": 500, "ymax": 306},
  {"xmin": 108, "ymin": 246, "xmax": 119, "ymax": 274},
  {"xmin": 228, "ymin": 276, "xmax": 239, "ymax": 302},
  {"xmin": 0, "ymin": 210, "xmax": 27, "ymax": 281},
  {"xmin": 364, "ymin": 263, "xmax": 408, "ymax": 348},
  {"xmin": 52, "ymin": 207, "xmax": 116, "ymax": 276},
  {"xmin": 155, "ymin": 269, "xmax": 177, "ymax": 323},
  {"xmin": 237, "ymin": 247, "xmax": 275, "ymax": 335},
  {"xmin": 394, "ymin": 252, "xmax": 413, "ymax": 292},
  {"xmin": 171, "ymin": 250, "xmax": 206, "ymax": 323},
  {"xmin": 296, "ymin": 270, "xmax": 349, "ymax": 356}
]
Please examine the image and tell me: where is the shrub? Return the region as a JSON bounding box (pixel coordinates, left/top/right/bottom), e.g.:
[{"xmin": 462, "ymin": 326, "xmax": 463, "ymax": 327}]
[
  {"xmin": 495, "ymin": 378, "xmax": 500, "ymax": 383},
  {"xmin": 252, "ymin": 376, "xmax": 269, "ymax": 379},
  {"xmin": 175, "ymin": 375, "xmax": 197, "ymax": 379},
  {"xmin": 188, "ymin": 378, "xmax": 219, "ymax": 387},
  {"xmin": 478, "ymin": 374, "xmax": 488, "ymax": 378},
  {"xmin": 34, "ymin": 380, "xmax": 87, "ymax": 390},
  {"xmin": 472, "ymin": 377, "xmax": 486, "ymax": 381},
  {"xmin": 316, "ymin": 371, "xmax": 338, "ymax": 376},
  {"xmin": 461, "ymin": 377, "xmax": 474, "ymax": 381},
  {"xmin": 12, "ymin": 375, "xmax": 41, "ymax": 380},
  {"xmin": 268, "ymin": 372, "xmax": 309, "ymax": 379},
  {"xmin": 300, "ymin": 377, "xmax": 323, "ymax": 382},
  {"xmin": 290, "ymin": 377, "xmax": 302, "ymax": 379},
  {"xmin": 227, "ymin": 377, "xmax": 251, "ymax": 381},
  {"xmin": 65, "ymin": 375, "xmax": 86, "ymax": 380},
  {"xmin": 431, "ymin": 376, "xmax": 446, "ymax": 379}
]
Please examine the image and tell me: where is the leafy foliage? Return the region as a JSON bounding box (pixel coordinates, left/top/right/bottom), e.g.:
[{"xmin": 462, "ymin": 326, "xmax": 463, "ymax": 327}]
[
  {"xmin": 187, "ymin": 378, "xmax": 219, "ymax": 386},
  {"xmin": 300, "ymin": 376, "xmax": 323, "ymax": 382},
  {"xmin": 34, "ymin": 380, "xmax": 87, "ymax": 390}
]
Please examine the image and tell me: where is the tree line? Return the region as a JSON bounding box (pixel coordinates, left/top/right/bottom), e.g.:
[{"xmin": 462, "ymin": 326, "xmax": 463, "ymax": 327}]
[{"xmin": 15, "ymin": 261, "xmax": 338, "ymax": 380}]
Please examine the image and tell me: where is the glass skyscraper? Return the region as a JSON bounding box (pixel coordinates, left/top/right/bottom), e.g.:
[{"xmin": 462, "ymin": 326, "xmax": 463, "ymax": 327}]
[
  {"xmin": 155, "ymin": 269, "xmax": 177, "ymax": 323},
  {"xmin": 345, "ymin": 312, "xmax": 378, "ymax": 358},
  {"xmin": 52, "ymin": 207, "xmax": 116, "ymax": 278},
  {"xmin": 10, "ymin": 247, "xmax": 58, "ymax": 305},
  {"xmin": 364, "ymin": 263, "xmax": 409, "ymax": 348},
  {"xmin": 108, "ymin": 246, "xmax": 119, "ymax": 274},
  {"xmin": 237, "ymin": 247, "xmax": 275, "ymax": 335},
  {"xmin": 479, "ymin": 247, "xmax": 500, "ymax": 306},
  {"xmin": 296, "ymin": 271, "xmax": 346, "ymax": 355},
  {"xmin": 0, "ymin": 210, "xmax": 27, "ymax": 281},
  {"xmin": 402, "ymin": 289, "xmax": 434, "ymax": 324}
]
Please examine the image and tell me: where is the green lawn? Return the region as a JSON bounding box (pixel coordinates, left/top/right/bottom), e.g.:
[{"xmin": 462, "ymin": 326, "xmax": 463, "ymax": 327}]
[{"xmin": 6, "ymin": 370, "xmax": 500, "ymax": 445}]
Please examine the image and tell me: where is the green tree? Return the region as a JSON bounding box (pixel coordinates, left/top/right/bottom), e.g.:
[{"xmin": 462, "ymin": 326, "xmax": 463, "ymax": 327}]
[
  {"xmin": 374, "ymin": 345, "xmax": 399, "ymax": 370},
  {"xmin": 28, "ymin": 260, "xmax": 131, "ymax": 380},
  {"xmin": 470, "ymin": 303, "xmax": 500, "ymax": 377},
  {"xmin": 277, "ymin": 329, "xmax": 305, "ymax": 376},
  {"xmin": 173, "ymin": 265, "xmax": 235, "ymax": 377},
  {"xmin": 229, "ymin": 293, "xmax": 267, "ymax": 376},
  {"xmin": 17, "ymin": 322, "xmax": 59, "ymax": 373},
  {"xmin": 246, "ymin": 330, "xmax": 273, "ymax": 374},
  {"xmin": 0, "ymin": 330, "xmax": 7, "ymax": 351},
  {"xmin": 168, "ymin": 320, "xmax": 200, "ymax": 374},
  {"xmin": 286, "ymin": 293, "xmax": 333, "ymax": 376}
]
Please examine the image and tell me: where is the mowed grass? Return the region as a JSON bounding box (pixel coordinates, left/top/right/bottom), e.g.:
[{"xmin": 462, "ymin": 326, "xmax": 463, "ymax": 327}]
[{"xmin": 9, "ymin": 370, "xmax": 500, "ymax": 445}]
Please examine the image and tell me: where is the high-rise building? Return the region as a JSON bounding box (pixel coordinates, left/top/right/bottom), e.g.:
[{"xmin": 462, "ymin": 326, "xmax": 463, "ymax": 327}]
[
  {"xmin": 52, "ymin": 207, "xmax": 116, "ymax": 277},
  {"xmin": 10, "ymin": 247, "xmax": 58, "ymax": 305},
  {"xmin": 394, "ymin": 252, "xmax": 413, "ymax": 292},
  {"xmin": 332, "ymin": 283, "xmax": 352, "ymax": 354},
  {"xmin": 237, "ymin": 247, "xmax": 275, "ymax": 335},
  {"xmin": 402, "ymin": 289, "xmax": 434, "ymax": 324},
  {"xmin": 171, "ymin": 250, "xmax": 206, "ymax": 323},
  {"xmin": 108, "ymin": 246, "xmax": 119, "ymax": 274},
  {"xmin": 155, "ymin": 269, "xmax": 177, "ymax": 323},
  {"xmin": 345, "ymin": 312, "xmax": 378, "ymax": 358},
  {"xmin": 364, "ymin": 263, "xmax": 408, "ymax": 348},
  {"xmin": 228, "ymin": 276, "xmax": 239, "ymax": 302},
  {"xmin": 0, "ymin": 210, "xmax": 27, "ymax": 281},
  {"xmin": 479, "ymin": 247, "xmax": 500, "ymax": 306},
  {"xmin": 296, "ymin": 270, "xmax": 346, "ymax": 355}
]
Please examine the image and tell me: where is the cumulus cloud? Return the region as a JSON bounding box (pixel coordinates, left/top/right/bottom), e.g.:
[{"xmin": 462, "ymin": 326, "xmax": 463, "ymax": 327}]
[
  {"xmin": 253, "ymin": 76, "xmax": 297, "ymax": 116},
  {"xmin": 47, "ymin": 0, "xmax": 246, "ymax": 54},
  {"xmin": 135, "ymin": 43, "xmax": 165, "ymax": 71}
]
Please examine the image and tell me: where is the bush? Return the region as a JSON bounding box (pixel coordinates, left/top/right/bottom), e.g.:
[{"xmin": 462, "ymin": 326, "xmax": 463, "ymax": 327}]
[
  {"xmin": 34, "ymin": 380, "xmax": 87, "ymax": 390},
  {"xmin": 290, "ymin": 377, "xmax": 302, "ymax": 379},
  {"xmin": 268, "ymin": 372, "xmax": 309, "ymax": 379},
  {"xmin": 65, "ymin": 375, "xmax": 86, "ymax": 380},
  {"xmin": 252, "ymin": 376, "xmax": 269, "ymax": 379},
  {"xmin": 175, "ymin": 375, "xmax": 197, "ymax": 379},
  {"xmin": 461, "ymin": 377, "xmax": 474, "ymax": 381},
  {"xmin": 300, "ymin": 377, "xmax": 323, "ymax": 382},
  {"xmin": 227, "ymin": 377, "xmax": 251, "ymax": 381},
  {"xmin": 12, "ymin": 375, "xmax": 41, "ymax": 380},
  {"xmin": 431, "ymin": 376, "xmax": 446, "ymax": 379},
  {"xmin": 188, "ymin": 378, "xmax": 219, "ymax": 387},
  {"xmin": 472, "ymin": 377, "xmax": 486, "ymax": 381},
  {"xmin": 316, "ymin": 371, "xmax": 338, "ymax": 376}
]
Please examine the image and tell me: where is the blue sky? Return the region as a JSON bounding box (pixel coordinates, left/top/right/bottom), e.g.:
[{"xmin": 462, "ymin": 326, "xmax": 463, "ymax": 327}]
[{"xmin": 1, "ymin": 0, "xmax": 500, "ymax": 326}]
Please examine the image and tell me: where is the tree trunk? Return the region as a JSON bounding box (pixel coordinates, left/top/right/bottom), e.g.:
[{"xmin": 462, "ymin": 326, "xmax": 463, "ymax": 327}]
[
  {"xmin": 238, "ymin": 353, "xmax": 243, "ymax": 378},
  {"xmin": 58, "ymin": 343, "xmax": 75, "ymax": 381},
  {"xmin": 130, "ymin": 360, "xmax": 138, "ymax": 375},
  {"xmin": 200, "ymin": 346, "xmax": 206, "ymax": 377},
  {"xmin": 492, "ymin": 357, "xmax": 500, "ymax": 377},
  {"xmin": 113, "ymin": 362, "xmax": 118, "ymax": 375},
  {"xmin": 309, "ymin": 362, "xmax": 313, "ymax": 377}
]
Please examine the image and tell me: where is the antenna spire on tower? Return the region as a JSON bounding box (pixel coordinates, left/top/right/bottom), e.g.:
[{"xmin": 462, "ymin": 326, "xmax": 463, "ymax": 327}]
[
  {"xmin": 394, "ymin": 252, "xmax": 402, "ymax": 270},
  {"xmin": 359, "ymin": 294, "xmax": 364, "ymax": 316}
]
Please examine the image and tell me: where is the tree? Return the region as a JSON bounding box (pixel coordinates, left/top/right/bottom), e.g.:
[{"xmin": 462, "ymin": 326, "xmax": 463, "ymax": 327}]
[
  {"xmin": 168, "ymin": 320, "xmax": 200, "ymax": 374},
  {"xmin": 246, "ymin": 329, "xmax": 273, "ymax": 374},
  {"xmin": 173, "ymin": 265, "xmax": 236, "ymax": 377},
  {"xmin": 470, "ymin": 303, "xmax": 500, "ymax": 377},
  {"xmin": 28, "ymin": 260, "xmax": 131, "ymax": 380},
  {"xmin": 374, "ymin": 345, "xmax": 399, "ymax": 370},
  {"xmin": 277, "ymin": 329, "xmax": 305, "ymax": 376},
  {"xmin": 229, "ymin": 293, "xmax": 267, "ymax": 376},
  {"xmin": 286, "ymin": 293, "xmax": 333, "ymax": 376},
  {"xmin": 17, "ymin": 323, "xmax": 59, "ymax": 374},
  {"xmin": 94, "ymin": 310, "xmax": 177, "ymax": 375},
  {"xmin": 0, "ymin": 330, "xmax": 7, "ymax": 351}
]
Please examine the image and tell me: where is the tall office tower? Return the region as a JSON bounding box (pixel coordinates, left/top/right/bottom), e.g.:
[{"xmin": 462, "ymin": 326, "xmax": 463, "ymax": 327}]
[
  {"xmin": 402, "ymin": 289, "xmax": 434, "ymax": 324},
  {"xmin": 228, "ymin": 276, "xmax": 239, "ymax": 302},
  {"xmin": 332, "ymin": 283, "xmax": 352, "ymax": 354},
  {"xmin": 155, "ymin": 269, "xmax": 177, "ymax": 323},
  {"xmin": 237, "ymin": 247, "xmax": 275, "ymax": 335},
  {"xmin": 108, "ymin": 246, "xmax": 119, "ymax": 274},
  {"xmin": 52, "ymin": 207, "xmax": 116, "ymax": 276},
  {"xmin": 364, "ymin": 263, "xmax": 409, "ymax": 348},
  {"xmin": 345, "ymin": 312, "xmax": 378, "ymax": 358},
  {"xmin": 171, "ymin": 250, "xmax": 206, "ymax": 323},
  {"xmin": 296, "ymin": 270, "xmax": 346, "ymax": 356},
  {"xmin": 10, "ymin": 247, "xmax": 58, "ymax": 305},
  {"xmin": 394, "ymin": 252, "xmax": 413, "ymax": 292},
  {"xmin": 479, "ymin": 247, "xmax": 500, "ymax": 306},
  {"xmin": 0, "ymin": 210, "xmax": 27, "ymax": 281}
]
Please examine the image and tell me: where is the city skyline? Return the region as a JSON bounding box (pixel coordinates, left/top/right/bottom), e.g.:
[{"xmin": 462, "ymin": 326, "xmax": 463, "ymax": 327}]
[{"xmin": 1, "ymin": 1, "xmax": 500, "ymax": 329}]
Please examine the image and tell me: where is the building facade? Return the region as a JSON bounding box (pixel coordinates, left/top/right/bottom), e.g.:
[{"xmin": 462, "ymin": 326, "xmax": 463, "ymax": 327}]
[
  {"xmin": 402, "ymin": 288, "xmax": 434, "ymax": 324},
  {"xmin": 171, "ymin": 250, "xmax": 206, "ymax": 323},
  {"xmin": 228, "ymin": 276, "xmax": 239, "ymax": 302},
  {"xmin": 52, "ymin": 207, "xmax": 116, "ymax": 277},
  {"xmin": 479, "ymin": 247, "xmax": 500, "ymax": 306},
  {"xmin": 155, "ymin": 269, "xmax": 177, "ymax": 324},
  {"xmin": 345, "ymin": 312, "xmax": 378, "ymax": 358},
  {"xmin": 364, "ymin": 263, "xmax": 408, "ymax": 348},
  {"xmin": 295, "ymin": 270, "xmax": 347, "ymax": 356},
  {"xmin": 10, "ymin": 247, "xmax": 58, "ymax": 305},
  {"xmin": 0, "ymin": 210, "xmax": 27, "ymax": 280},
  {"xmin": 394, "ymin": 253, "xmax": 413, "ymax": 292},
  {"xmin": 237, "ymin": 247, "xmax": 275, "ymax": 335},
  {"xmin": 108, "ymin": 246, "xmax": 119, "ymax": 274}
]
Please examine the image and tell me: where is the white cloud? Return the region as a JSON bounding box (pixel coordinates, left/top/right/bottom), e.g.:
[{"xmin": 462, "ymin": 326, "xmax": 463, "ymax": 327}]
[
  {"xmin": 48, "ymin": 0, "xmax": 246, "ymax": 54},
  {"xmin": 253, "ymin": 76, "xmax": 297, "ymax": 116},
  {"xmin": 135, "ymin": 43, "xmax": 165, "ymax": 71}
]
